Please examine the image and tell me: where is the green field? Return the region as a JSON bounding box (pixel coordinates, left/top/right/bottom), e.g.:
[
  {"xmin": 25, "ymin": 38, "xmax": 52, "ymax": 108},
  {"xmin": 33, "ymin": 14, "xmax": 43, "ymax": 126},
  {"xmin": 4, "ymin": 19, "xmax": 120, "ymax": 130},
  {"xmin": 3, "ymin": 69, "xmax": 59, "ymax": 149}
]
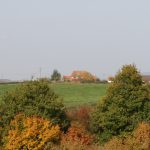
[
  {"xmin": 0, "ymin": 84, "xmax": 18, "ymax": 104},
  {"xmin": 0, "ymin": 83, "xmax": 107, "ymax": 107}
]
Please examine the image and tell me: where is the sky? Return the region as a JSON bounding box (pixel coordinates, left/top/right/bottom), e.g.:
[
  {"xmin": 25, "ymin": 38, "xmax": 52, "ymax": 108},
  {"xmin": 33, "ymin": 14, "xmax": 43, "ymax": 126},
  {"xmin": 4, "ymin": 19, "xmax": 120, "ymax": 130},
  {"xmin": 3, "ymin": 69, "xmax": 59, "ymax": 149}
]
[{"xmin": 0, "ymin": 0, "xmax": 150, "ymax": 80}]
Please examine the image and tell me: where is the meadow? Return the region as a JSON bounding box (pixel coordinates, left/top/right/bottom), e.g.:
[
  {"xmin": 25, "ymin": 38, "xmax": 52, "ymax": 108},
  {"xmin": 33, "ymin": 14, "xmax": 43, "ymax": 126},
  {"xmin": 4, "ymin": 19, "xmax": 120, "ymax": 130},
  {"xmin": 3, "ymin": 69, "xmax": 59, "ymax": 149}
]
[{"xmin": 0, "ymin": 83, "xmax": 107, "ymax": 107}]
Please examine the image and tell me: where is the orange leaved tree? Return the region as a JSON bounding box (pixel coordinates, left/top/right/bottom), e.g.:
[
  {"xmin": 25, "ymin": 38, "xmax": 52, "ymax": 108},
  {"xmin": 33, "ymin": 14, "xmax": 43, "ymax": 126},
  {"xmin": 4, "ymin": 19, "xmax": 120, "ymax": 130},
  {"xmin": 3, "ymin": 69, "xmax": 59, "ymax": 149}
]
[
  {"xmin": 5, "ymin": 114, "xmax": 60, "ymax": 150},
  {"xmin": 61, "ymin": 122, "xmax": 94, "ymax": 146},
  {"xmin": 104, "ymin": 122, "xmax": 150, "ymax": 150}
]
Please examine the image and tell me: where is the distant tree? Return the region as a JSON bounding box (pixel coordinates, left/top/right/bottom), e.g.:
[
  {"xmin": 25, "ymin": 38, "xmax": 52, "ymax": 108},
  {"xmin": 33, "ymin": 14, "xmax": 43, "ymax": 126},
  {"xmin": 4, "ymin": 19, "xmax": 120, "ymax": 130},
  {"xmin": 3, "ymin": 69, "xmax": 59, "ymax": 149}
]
[
  {"xmin": 80, "ymin": 71, "xmax": 97, "ymax": 83},
  {"xmin": 71, "ymin": 71, "xmax": 98, "ymax": 83},
  {"xmin": 51, "ymin": 70, "xmax": 61, "ymax": 81},
  {"xmin": 91, "ymin": 64, "xmax": 150, "ymax": 143}
]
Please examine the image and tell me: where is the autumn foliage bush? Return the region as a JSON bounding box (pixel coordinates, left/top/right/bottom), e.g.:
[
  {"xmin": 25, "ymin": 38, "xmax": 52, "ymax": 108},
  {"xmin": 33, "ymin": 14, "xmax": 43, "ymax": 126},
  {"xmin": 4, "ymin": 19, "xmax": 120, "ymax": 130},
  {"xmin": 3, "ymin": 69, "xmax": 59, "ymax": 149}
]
[
  {"xmin": 71, "ymin": 71, "xmax": 98, "ymax": 83},
  {"xmin": 79, "ymin": 71, "xmax": 97, "ymax": 83},
  {"xmin": 104, "ymin": 122, "xmax": 150, "ymax": 150},
  {"xmin": 67, "ymin": 106, "xmax": 92, "ymax": 129},
  {"xmin": 61, "ymin": 122, "xmax": 94, "ymax": 146},
  {"xmin": 5, "ymin": 114, "xmax": 60, "ymax": 150},
  {"xmin": 133, "ymin": 122, "xmax": 150, "ymax": 149}
]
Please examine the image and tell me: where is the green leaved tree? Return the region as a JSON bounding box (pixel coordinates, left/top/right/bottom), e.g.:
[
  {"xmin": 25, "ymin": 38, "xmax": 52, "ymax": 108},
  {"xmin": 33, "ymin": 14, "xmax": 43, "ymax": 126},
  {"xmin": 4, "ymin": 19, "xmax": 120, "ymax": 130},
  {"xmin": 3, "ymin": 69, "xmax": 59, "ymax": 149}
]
[
  {"xmin": 0, "ymin": 80, "xmax": 70, "ymax": 146},
  {"xmin": 51, "ymin": 69, "xmax": 61, "ymax": 81},
  {"xmin": 91, "ymin": 64, "xmax": 150, "ymax": 143}
]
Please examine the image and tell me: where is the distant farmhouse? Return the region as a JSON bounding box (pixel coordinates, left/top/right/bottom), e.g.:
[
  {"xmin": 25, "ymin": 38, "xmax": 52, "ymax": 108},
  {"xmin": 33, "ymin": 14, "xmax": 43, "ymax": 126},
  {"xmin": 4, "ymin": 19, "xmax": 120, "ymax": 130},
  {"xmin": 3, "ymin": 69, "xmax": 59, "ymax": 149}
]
[
  {"xmin": 142, "ymin": 75, "xmax": 150, "ymax": 84},
  {"xmin": 63, "ymin": 71, "xmax": 98, "ymax": 82}
]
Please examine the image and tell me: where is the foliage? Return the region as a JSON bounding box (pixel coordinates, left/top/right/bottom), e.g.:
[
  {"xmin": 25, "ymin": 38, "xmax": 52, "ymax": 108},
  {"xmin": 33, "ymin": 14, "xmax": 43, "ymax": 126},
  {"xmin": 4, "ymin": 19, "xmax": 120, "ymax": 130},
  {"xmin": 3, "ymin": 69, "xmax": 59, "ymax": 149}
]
[
  {"xmin": 70, "ymin": 71, "xmax": 98, "ymax": 83},
  {"xmin": 45, "ymin": 143, "xmax": 102, "ymax": 150},
  {"xmin": 103, "ymin": 122, "xmax": 150, "ymax": 150},
  {"xmin": 114, "ymin": 64, "xmax": 143, "ymax": 86},
  {"xmin": 51, "ymin": 69, "xmax": 61, "ymax": 81},
  {"xmin": 0, "ymin": 80, "xmax": 70, "ymax": 145},
  {"xmin": 91, "ymin": 64, "xmax": 150, "ymax": 143},
  {"xmin": 43, "ymin": 121, "xmax": 97, "ymax": 150},
  {"xmin": 81, "ymin": 71, "xmax": 97, "ymax": 83},
  {"xmin": 61, "ymin": 122, "xmax": 95, "ymax": 146},
  {"xmin": 80, "ymin": 71, "xmax": 97, "ymax": 83},
  {"xmin": 53, "ymin": 143, "xmax": 102, "ymax": 150},
  {"xmin": 67, "ymin": 106, "xmax": 92, "ymax": 129},
  {"xmin": 5, "ymin": 114, "xmax": 60, "ymax": 150},
  {"xmin": 133, "ymin": 122, "xmax": 150, "ymax": 149}
]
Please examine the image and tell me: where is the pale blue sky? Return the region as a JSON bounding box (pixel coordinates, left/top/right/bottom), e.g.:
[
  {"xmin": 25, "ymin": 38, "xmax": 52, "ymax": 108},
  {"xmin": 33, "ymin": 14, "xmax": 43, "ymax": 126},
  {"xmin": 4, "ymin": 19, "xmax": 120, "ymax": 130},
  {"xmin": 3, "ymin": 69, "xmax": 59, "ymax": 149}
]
[{"xmin": 0, "ymin": 0, "xmax": 150, "ymax": 80}]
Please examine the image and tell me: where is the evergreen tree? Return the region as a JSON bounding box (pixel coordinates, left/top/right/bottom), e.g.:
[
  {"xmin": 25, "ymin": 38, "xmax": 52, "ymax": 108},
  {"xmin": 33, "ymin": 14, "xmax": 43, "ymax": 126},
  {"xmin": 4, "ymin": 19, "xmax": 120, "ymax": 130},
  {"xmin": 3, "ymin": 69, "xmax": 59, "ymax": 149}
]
[
  {"xmin": 51, "ymin": 69, "xmax": 61, "ymax": 81},
  {"xmin": 91, "ymin": 64, "xmax": 150, "ymax": 143}
]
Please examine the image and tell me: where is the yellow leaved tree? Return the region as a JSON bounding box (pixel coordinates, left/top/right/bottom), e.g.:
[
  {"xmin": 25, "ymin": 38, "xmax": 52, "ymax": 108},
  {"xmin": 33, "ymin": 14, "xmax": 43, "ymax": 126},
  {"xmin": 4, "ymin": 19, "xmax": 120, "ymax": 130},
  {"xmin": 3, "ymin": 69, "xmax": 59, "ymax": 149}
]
[{"xmin": 5, "ymin": 114, "xmax": 60, "ymax": 150}]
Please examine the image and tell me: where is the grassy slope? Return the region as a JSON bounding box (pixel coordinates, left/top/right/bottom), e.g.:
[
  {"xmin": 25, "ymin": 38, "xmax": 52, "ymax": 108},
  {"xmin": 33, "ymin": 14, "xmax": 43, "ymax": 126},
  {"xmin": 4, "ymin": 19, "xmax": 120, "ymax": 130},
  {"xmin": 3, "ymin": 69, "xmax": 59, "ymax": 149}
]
[
  {"xmin": 50, "ymin": 83, "xmax": 107, "ymax": 107},
  {"xmin": 0, "ymin": 83, "xmax": 107, "ymax": 107}
]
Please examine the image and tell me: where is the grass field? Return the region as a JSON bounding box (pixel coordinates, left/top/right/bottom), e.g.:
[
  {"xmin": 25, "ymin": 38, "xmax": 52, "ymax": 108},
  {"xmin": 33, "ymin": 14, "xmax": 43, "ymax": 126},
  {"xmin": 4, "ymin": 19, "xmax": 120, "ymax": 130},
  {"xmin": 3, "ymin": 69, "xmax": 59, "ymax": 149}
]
[
  {"xmin": 0, "ymin": 84, "xmax": 18, "ymax": 104},
  {"xmin": 0, "ymin": 83, "xmax": 107, "ymax": 107}
]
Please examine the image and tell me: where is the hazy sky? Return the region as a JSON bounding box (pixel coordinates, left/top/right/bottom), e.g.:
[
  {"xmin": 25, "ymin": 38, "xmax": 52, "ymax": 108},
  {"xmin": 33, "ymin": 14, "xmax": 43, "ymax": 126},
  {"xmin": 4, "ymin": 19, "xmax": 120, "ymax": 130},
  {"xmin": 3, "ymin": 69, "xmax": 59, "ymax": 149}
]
[{"xmin": 0, "ymin": 0, "xmax": 150, "ymax": 80}]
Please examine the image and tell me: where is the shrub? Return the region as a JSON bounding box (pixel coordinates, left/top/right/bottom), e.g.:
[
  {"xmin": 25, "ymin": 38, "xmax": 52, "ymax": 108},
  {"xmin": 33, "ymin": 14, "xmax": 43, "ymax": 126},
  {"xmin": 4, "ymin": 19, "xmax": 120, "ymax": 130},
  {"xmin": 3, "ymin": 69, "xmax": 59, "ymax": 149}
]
[
  {"xmin": 61, "ymin": 122, "xmax": 95, "ymax": 146},
  {"xmin": 104, "ymin": 122, "xmax": 150, "ymax": 150},
  {"xmin": 5, "ymin": 114, "xmax": 60, "ymax": 150},
  {"xmin": 71, "ymin": 71, "xmax": 98, "ymax": 83},
  {"xmin": 91, "ymin": 64, "xmax": 150, "ymax": 143},
  {"xmin": 0, "ymin": 80, "xmax": 70, "ymax": 145},
  {"xmin": 67, "ymin": 106, "xmax": 92, "ymax": 129},
  {"xmin": 133, "ymin": 122, "xmax": 150, "ymax": 149},
  {"xmin": 44, "ymin": 122, "xmax": 96, "ymax": 150},
  {"xmin": 55, "ymin": 143, "xmax": 102, "ymax": 150},
  {"xmin": 79, "ymin": 71, "xmax": 97, "ymax": 83}
]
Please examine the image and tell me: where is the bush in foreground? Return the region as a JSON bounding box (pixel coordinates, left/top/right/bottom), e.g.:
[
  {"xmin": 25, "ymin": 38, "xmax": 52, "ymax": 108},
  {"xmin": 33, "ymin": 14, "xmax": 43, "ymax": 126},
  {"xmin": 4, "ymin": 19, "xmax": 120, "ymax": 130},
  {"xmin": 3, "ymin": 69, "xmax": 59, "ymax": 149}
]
[
  {"xmin": 61, "ymin": 122, "xmax": 94, "ymax": 146},
  {"xmin": 91, "ymin": 64, "xmax": 150, "ymax": 143},
  {"xmin": 0, "ymin": 80, "xmax": 70, "ymax": 145},
  {"xmin": 104, "ymin": 122, "xmax": 150, "ymax": 150},
  {"xmin": 5, "ymin": 114, "xmax": 60, "ymax": 150},
  {"xmin": 66, "ymin": 106, "xmax": 92, "ymax": 129}
]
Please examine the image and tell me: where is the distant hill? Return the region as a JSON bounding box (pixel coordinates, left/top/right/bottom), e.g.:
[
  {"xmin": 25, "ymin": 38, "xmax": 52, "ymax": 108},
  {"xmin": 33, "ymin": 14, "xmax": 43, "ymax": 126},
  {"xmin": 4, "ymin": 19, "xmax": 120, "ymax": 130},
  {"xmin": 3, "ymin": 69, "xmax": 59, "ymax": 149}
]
[{"xmin": 0, "ymin": 79, "xmax": 12, "ymax": 83}]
